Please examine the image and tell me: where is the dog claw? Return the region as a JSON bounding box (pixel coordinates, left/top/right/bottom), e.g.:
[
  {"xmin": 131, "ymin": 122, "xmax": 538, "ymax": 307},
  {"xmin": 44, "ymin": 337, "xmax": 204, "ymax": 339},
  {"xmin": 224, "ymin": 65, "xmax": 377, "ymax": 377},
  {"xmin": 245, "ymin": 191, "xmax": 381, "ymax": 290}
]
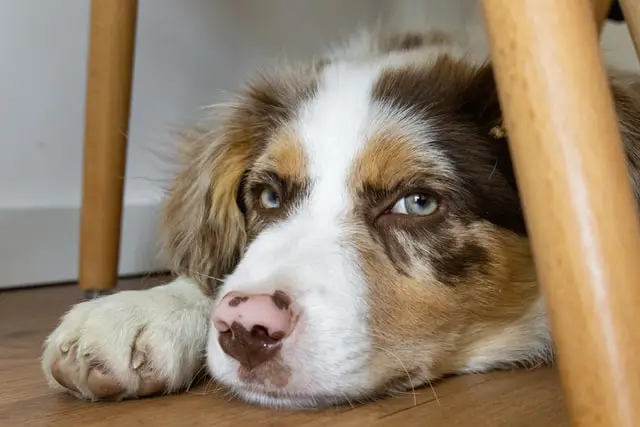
[{"xmin": 132, "ymin": 349, "xmax": 145, "ymax": 370}]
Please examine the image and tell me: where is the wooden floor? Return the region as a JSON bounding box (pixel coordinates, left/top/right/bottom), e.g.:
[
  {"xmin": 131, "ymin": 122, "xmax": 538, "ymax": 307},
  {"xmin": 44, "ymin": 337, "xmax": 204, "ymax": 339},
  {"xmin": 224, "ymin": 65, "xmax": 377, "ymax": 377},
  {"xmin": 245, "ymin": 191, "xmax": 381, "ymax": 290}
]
[{"xmin": 0, "ymin": 276, "xmax": 569, "ymax": 427}]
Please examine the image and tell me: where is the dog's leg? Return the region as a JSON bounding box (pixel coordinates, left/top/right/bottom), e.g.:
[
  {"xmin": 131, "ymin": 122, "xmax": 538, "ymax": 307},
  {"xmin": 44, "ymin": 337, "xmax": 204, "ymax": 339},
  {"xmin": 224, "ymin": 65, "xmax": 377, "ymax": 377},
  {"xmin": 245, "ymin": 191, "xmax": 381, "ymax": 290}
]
[{"xmin": 42, "ymin": 277, "xmax": 212, "ymax": 401}]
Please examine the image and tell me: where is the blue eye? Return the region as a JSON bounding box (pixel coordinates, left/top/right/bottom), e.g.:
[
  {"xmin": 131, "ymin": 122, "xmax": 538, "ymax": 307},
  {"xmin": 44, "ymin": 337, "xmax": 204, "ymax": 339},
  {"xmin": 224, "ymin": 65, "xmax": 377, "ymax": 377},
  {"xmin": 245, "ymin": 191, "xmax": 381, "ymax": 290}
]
[
  {"xmin": 391, "ymin": 193, "xmax": 439, "ymax": 216},
  {"xmin": 259, "ymin": 187, "xmax": 281, "ymax": 209}
]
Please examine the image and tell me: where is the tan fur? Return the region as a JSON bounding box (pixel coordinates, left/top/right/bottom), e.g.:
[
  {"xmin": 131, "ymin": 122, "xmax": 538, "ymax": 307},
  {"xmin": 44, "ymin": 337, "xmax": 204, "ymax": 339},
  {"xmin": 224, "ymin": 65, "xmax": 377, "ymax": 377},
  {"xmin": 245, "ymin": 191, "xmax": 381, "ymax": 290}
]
[
  {"xmin": 161, "ymin": 122, "xmax": 252, "ymax": 294},
  {"xmin": 351, "ymin": 129, "xmax": 432, "ymax": 191},
  {"xmin": 252, "ymin": 126, "xmax": 308, "ymax": 182},
  {"xmin": 349, "ymin": 216, "xmax": 539, "ymax": 385}
]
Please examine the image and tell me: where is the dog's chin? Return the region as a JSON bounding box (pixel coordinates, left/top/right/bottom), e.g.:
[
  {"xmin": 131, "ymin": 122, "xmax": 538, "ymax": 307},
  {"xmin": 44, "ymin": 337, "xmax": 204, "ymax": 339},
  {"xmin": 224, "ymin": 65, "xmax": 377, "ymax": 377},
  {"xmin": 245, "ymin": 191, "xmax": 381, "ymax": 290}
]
[
  {"xmin": 226, "ymin": 376, "xmax": 440, "ymax": 410},
  {"xmin": 209, "ymin": 365, "xmax": 369, "ymax": 410},
  {"xmin": 216, "ymin": 368, "xmax": 431, "ymax": 410},
  {"xmin": 210, "ymin": 360, "xmax": 376, "ymax": 410},
  {"xmin": 225, "ymin": 383, "xmax": 358, "ymax": 410}
]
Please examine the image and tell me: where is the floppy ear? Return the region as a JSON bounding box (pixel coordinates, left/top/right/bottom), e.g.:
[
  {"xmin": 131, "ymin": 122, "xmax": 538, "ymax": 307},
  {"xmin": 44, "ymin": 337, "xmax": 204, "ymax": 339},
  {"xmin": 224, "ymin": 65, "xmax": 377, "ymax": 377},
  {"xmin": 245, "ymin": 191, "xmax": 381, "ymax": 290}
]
[
  {"xmin": 460, "ymin": 62, "xmax": 520, "ymax": 195},
  {"xmin": 161, "ymin": 117, "xmax": 254, "ymax": 294},
  {"xmin": 460, "ymin": 62, "xmax": 504, "ymax": 136}
]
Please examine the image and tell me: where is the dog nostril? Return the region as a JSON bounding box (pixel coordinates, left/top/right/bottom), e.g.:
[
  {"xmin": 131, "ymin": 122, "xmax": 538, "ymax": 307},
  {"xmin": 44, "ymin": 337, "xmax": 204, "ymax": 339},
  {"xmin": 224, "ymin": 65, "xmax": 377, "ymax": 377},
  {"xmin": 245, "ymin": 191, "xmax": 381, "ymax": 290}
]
[
  {"xmin": 214, "ymin": 319, "xmax": 230, "ymax": 333},
  {"xmin": 270, "ymin": 331, "xmax": 285, "ymax": 340},
  {"xmin": 251, "ymin": 325, "xmax": 269, "ymax": 339},
  {"xmin": 218, "ymin": 322, "xmax": 283, "ymax": 369},
  {"xmin": 250, "ymin": 325, "xmax": 285, "ymax": 343}
]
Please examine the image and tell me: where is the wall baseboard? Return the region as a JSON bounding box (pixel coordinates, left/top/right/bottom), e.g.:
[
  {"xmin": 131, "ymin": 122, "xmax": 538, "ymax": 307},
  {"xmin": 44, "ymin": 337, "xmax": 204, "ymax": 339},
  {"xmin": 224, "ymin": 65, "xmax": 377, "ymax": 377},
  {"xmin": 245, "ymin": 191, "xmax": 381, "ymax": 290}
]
[{"xmin": 0, "ymin": 202, "xmax": 165, "ymax": 289}]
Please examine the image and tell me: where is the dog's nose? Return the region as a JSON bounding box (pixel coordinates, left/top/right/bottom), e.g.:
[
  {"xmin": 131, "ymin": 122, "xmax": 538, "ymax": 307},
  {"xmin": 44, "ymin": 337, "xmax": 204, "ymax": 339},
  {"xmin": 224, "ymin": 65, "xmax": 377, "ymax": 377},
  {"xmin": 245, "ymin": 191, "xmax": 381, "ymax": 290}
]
[{"xmin": 213, "ymin": 290, "xmax": 297, "ymax": 369}]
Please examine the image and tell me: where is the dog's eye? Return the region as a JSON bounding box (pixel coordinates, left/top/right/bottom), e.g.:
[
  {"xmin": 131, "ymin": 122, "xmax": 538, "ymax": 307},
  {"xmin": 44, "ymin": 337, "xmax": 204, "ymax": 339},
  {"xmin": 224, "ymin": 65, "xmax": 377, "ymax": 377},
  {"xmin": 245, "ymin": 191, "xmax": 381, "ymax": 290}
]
[
  {"xmin": 390, "ymin": 193, "xmax": 439, "ymax": 216},
  {"xmin": 259, "ymin": 187, "xmax": 281, "ymax": 209}
]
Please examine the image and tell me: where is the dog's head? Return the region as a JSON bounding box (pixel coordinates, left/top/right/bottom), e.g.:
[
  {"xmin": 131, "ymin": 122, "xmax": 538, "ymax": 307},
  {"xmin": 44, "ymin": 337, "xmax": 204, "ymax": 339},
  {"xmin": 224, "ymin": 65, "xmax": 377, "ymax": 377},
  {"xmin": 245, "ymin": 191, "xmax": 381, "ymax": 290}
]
[{"xmin": 162, "ymin": 31, "xmax": 552, "ymax": 408}]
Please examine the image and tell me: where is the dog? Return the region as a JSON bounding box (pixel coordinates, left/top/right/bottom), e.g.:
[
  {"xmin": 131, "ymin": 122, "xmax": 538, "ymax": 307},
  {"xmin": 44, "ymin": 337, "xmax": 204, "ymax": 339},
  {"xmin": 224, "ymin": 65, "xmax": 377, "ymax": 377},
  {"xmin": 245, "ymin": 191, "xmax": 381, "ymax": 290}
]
[{"xmin": 41, "ymin": 28, "xmax": 640, "ymax": 409}]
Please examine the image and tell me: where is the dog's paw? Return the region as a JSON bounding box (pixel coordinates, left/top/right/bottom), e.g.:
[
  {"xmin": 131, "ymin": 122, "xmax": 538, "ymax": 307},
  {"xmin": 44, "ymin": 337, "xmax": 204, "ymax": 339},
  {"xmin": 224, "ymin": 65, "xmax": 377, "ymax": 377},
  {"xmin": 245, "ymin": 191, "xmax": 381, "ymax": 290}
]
[{"xmin": 42, "ymin": 285, "xmax": 210, "ymax": 401}]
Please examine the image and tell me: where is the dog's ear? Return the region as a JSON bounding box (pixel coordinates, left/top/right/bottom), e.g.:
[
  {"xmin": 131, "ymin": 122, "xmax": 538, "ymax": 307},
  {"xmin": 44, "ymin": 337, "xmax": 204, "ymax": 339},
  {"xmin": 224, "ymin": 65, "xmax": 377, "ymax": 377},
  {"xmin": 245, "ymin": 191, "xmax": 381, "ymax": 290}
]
[
  {"xmin": 461, "ymin": 62, "xmax": 519, "ymax": 193},
  {"xmin": 455, "ymin": 61, "xmax": 529, "ymax": 235},
  {"xmin": 161, "ymin": 118, "xmax": 254, "ymax": 294},
  {"xmin": 460, "ymin": 62, "xmax": 504, "ymax": 136}
]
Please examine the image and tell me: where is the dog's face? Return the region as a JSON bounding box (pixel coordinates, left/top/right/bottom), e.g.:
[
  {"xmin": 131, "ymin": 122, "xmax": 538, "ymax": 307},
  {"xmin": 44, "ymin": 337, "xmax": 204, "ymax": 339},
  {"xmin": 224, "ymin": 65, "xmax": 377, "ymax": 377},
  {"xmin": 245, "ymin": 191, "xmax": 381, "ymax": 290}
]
[{"xmin": 163, "ymin": 33, "xmax": 552, "ymax": 408}]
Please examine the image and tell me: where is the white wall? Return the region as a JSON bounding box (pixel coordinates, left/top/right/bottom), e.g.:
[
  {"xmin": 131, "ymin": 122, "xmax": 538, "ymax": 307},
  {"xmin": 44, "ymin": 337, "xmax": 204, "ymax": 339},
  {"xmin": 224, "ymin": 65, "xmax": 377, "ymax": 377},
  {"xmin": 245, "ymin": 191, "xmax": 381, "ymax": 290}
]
[
  {"xmin": 0, "ymin": 0, "xmax": 470, "ymax": 288},
  {"xmin": 463, "ymin": 1, "xmax": 640, "ymax": 71},
  {"xmin": 2, "ymin": 1, "xmax": 637, "ymax": 288}
]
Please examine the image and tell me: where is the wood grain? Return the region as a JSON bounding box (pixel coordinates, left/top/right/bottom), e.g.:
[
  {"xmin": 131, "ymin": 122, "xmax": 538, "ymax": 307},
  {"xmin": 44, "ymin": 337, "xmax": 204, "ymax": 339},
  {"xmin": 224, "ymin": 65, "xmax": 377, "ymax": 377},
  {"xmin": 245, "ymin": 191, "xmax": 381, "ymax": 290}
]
[
  {"xmin": 0, "ymin": 277, "xmax": 569, "ymax": 426},
  {"xmin": 481, "ymin": 0, "xmax": 640, "ymax": 426},
  {"xmin": 593, "ymin": 0, "xmax": 613, "ymax": 33},
  {"xmin": 79, "ymin": 0, "xmax": 138, "ymax": 291}
]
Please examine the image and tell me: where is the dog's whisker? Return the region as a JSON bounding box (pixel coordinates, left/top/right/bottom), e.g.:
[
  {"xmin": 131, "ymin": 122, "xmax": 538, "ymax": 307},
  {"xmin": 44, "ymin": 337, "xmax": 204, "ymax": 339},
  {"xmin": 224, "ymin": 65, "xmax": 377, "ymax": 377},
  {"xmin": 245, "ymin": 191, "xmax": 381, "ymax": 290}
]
[
  {"xmin": 373, "ymin": 345, "xmax": 417, "ymax": 407},
  {"xmin": 426, "ymin": 378, "xmax": 441, "ymax": 407},
  {"xmin": 184, "ymin": 363, "xmax": 209, "ymax": 392},
  {"xmin": 191, "ymin": 271, "xmax": 226, "ymax": 284}
]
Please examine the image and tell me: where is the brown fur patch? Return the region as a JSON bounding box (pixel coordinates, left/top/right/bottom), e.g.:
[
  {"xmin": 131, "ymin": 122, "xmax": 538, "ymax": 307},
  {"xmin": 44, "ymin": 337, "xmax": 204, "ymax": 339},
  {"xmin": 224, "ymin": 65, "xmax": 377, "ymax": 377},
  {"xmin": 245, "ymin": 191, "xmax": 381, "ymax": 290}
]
[
  {"xmin": 350, "ymin": 129, "xmax": 445, "ymax": 195},
  {"xmin": 371, "ymin": 58, "xmax": 526, "ymax": 236},
  {"xmin": 353, "ymin": 60, "xmax": 640, "ymax": 390},
  {"xmin": 342, "ymin": 56, "xmax": 545, "ymax": 389},
  {"xmin": 238, "ymin": 358, "xmax": 292, "ymax": 388},
  {"xmin": 256, "ymin": 127, "xmax": 308, "ymax": 182},
  {"xmin": 354, "ymin": 224, "xmax": 538, "ymax": 384},
  {"xmin": 357, "ymin": 58, "xmax": 640, "ymax": 389}
]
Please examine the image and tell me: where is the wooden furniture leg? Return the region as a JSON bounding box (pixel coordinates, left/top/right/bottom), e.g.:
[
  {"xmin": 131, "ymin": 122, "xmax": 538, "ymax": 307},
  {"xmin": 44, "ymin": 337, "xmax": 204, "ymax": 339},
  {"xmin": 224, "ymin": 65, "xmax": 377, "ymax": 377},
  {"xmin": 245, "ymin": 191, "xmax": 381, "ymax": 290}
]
[
  {"xmin": 593, "ymin": 0, "xmax": 613, "ymax": 33},
  {"xmin": 620, "ymin": 0, "xmax": 640, "ymax": 60},
  {"xmin": 79, "ymin": 0, "xmax": 138, "ymax": 298},
  {"xmin": 480, "ymin": 0, "xmax": 640, "ymax": 426}
]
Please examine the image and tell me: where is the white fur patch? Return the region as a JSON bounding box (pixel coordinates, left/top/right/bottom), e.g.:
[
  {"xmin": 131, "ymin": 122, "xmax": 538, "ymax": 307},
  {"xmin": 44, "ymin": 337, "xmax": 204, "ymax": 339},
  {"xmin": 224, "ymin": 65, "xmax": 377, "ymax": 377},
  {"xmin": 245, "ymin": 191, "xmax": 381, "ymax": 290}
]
[
  {"xmin": 206, "ymin": 36, "xmax": 479, "ymax": 408},
  {"xmin": 207, "ymin": 61, "xmax": 388, "ymax": 407}
]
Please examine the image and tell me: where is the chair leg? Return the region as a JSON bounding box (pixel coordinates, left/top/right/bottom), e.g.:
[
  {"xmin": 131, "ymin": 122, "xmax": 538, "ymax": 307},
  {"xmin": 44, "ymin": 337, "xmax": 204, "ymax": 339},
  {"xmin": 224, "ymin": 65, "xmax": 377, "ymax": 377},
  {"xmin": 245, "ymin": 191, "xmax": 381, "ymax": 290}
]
[
  {"xmin": 79, "ymin": 0, "xmax": 138, "ymax": 297},
  {"xmin": 480, "ymin": 1, "xmax": 640, "ymax": 426},
  {"xmin": 593, "ymin": 0, "xmax": 613, "ymax": 33},
  {"xmin": 620, "ymin": 0, "xmax": 640, "ymax": 60}
]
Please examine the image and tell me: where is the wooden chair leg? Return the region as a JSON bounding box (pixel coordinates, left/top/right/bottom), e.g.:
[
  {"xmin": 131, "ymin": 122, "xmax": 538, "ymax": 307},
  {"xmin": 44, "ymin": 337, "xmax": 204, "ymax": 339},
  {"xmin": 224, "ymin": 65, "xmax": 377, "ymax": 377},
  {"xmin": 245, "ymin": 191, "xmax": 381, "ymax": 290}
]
[
  {"xmin": 79, "ymin": 0, "xmax": 138, "ymax": 297},
  {"xmin": 620, "ymin": 0, "xmax": 640, "ymax": 60},
  {"xmin": 593, "ymin": 0, "xmax": 613, "ymax": 33},
  {"xmin": 480, "ymin": 1, "xmax": 640, "ymax": 426}
]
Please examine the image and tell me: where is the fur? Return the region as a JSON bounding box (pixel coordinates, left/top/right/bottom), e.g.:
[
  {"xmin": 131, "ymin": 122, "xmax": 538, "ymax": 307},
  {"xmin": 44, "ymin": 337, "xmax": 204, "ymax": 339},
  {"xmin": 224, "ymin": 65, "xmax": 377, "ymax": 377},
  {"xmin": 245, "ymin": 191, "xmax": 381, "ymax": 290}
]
[{"xmin": 42, "ymin": 28, "xmax": 640, "ymax": 409}]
